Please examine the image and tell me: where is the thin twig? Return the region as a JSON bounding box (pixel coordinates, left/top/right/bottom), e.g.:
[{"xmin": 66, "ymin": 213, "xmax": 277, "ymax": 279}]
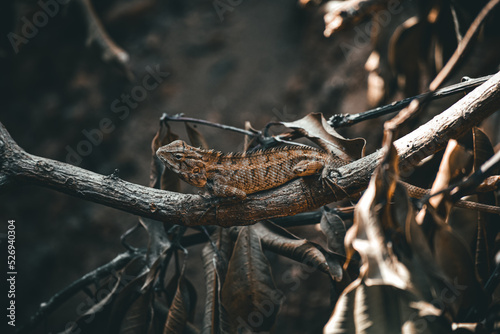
[
  {"xmin": 76, "ymin": 0, "xmax": 132, "ymax": 79},
  {"xmin": 385, "ymin": 0, "xmax": 500, "ymax": 132},
  {"xmin": 430, "ymin": 0, "xmax": 500, "ymax": 91},
  {"xmin": 161, "ymin": 113, "xmax": 259, "ymax": 137},
  {"xmin": 451, "ymin": 150, "xmax": 500, "ymax": 202},
  {"xmin": 329, "ymin": 74, "xmax": 492, "ymax": 128},
  {"xmin": 18, "ymin": 251, "xmax": 143, "ymax": 334}
]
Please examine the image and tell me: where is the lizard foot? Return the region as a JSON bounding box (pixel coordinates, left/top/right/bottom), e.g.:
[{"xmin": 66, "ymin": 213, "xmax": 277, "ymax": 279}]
[{"xmin": 322, "ymin": 167, "xmax": 342, "ymax": 183}]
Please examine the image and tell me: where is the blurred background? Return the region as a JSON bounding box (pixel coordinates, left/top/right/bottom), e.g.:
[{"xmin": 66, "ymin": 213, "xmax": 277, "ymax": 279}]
[{"xmin": 1, "ymin": 0, "xmax": 499, "ymax": 332}]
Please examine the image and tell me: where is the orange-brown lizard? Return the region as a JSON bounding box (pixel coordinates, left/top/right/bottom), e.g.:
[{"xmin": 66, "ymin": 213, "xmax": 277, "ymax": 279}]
[
  {"xmin": 156, "ymin": 140, "xmax": 346, "ymax": 199},
  {"xmin": 156, "ymin": 140, "xmax": 500, "ymax": 214}
]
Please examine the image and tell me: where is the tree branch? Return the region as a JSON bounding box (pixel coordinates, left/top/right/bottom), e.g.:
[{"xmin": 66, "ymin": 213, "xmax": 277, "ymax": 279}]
[{"xmin": 1, "ymin": 71, "xmax": 500, "ymax": 227}]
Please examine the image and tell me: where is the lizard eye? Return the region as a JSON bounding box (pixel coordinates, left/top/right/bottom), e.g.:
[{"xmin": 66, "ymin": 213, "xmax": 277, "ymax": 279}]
[
  {"xmin": 193, "ymin": 167, "xmax": 200, "ymax": 173},
  {"xmin": 173, "ymin": 153, "xmax": 183, "ymax": 160}
]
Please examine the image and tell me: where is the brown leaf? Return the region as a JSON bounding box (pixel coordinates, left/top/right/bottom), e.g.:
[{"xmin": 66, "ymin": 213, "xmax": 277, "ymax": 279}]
[
  {"xmin": 165, "ymin": 263, "xmax": 198, "ymax": 322},
  {"xmin": 185, "ymin": 122, "xmax": 209, "ymax": 149},
  {"xmin": 253, "ymin": 221, "xmax": 344, "ymax": 281},
  {"xmin": 324, "ymin": 281, "xmax": 450, "ymax": 334},
  {"xmin": 327, "ymin": 133, "xmax": 453, "ymax": 333},
  {"xmin": 119, "ymin": 288, "xmax": 153, "ymax": 334},
  {"xmin": 472, "ymin": 127, "xmax": 499, "ymax": 284},
  {"xmin": 345, "ymin": 140, "xmax": 411, "ymax": 289},
  {"xmin": 139, "ymin": 217, "xmax": 172, "ymax": 267},
  {"xmin": 107, "ymin": 259, "xmax": 151, "ymax": 333},
  {"xmin": 387, "ymin": 16, "xmax": 427, "ymax": 97},
  {"xmin": 415, "ymin": 140, "xmax": 487, "ymax": 320},
  {"xmin": 201, "ymin": 228, "xmax": 232, "ymax": 334},
  {"xmin": 164, "ymin": 263, "xmax": 197, "ymax": 334},
  {"xmin": 281, "ymin": 112, "xmax": 365, "ymax": 162},
  {"xmin": 221, "ymin": 226, "xmax": 282, "ymax": 333},
  {"xmin": 320, "ymin": 207, "xmax": 347, "ymax": 256}
]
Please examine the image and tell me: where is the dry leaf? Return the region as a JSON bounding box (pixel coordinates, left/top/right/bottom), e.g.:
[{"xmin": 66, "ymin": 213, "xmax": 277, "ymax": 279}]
[
  {"xmin": 253, "ymin": 221, "xmax": 344, "ymax": 281},
  {"xmin": 320, "ymin": 207, "xmax": 347, "ymax": 256},
  {"xmin": 281, "ymin": 112, "xmax": 365, "ymax": 161},
  {"xmin": 221, "ymin": 226, "xmax": 282, "ymax": 333},
  {"xmin": 416, "ymin": 140, "xmax": 487, "ymax": 320},
  {"xmin": 164, "ymin": 263, "xmax": 197, "ymax": 334}
]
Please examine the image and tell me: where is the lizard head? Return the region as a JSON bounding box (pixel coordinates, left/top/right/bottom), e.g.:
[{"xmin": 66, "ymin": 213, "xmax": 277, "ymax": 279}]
[{"xmin": 156, "ymin": 140, "xmax": 207, "ymax": 187}]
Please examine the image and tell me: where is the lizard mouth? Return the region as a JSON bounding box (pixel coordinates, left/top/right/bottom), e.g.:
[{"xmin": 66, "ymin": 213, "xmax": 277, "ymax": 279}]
[{"xmin": 156, "ymin": 149, "xmax": 167, "ymax": 163}]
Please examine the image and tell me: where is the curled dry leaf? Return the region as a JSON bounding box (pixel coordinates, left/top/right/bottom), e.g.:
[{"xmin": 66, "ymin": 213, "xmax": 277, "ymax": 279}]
[
  {"xmin": 221, "ymin": 226, "xmax": 282, "ymax": 333},
  {"xmin": 422, "ymin": 140, "xmax": 472, "ymax": 216},
  {"xmin": 416, "ymin": 140, "xmax": 487, "ymax": 320},
  {"xmin": 165, "ymin": 265, "xmax": 198, "ymax": 323},
  {"xmin": 201, "ymin": 243, "xmax": 218, "ymax": 334},
  {"xmin": 324, "ymin": 282, "xmax": 449, "ymax": 334},
  {"xmin": 118, "ymin": 287, "xmax": 153, "ymax": 334},
  {"xmin": 344, "ymin": 140, "xmax": 411, "ymax": 290},
  {"xmin": 164, "ymin": 262, "xmax": 197, "ymax": 334},
  {"xmin": 252, "ymin": 221, "xmax": 344, "ymax": 281},
  {"xmin": 327, "ymin": 132, "xmax": 456, "ymax": 333},
  {"xmin": 201, "ymin": 228, "xmax": 233, "ymax": 334},
  {"xmin": 387, "ymin": 15, "xmax": 427, "ymax": 97},
  {"xmin": 320, "ymin": 207, "xmax": 347, "ymax": 256},
  {"xmin": 281, "ymin": 112, "xmax": 365, "ymax": 162},
  {"xmin": 106, "ymin": 258, "xmax": 151, "ymax": 333},
  {"xmin": 139, "ymin": 217, "xmax": 172, "ymax": 267}
]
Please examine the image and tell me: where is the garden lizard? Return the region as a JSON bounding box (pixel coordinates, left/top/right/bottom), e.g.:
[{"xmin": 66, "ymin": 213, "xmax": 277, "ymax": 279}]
[
  {"xmin": 156, "ymin": 140, "xmax": 499, "ymax": 214},
  {"xmin": 156, "ymin": 140, "xmax": 347, "ymax": 199}
]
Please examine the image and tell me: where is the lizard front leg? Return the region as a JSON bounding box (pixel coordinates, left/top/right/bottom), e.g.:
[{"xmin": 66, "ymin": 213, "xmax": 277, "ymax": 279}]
[{"xmin": 208, "ymin": 175, "xmax": 247, "ymax": 200}]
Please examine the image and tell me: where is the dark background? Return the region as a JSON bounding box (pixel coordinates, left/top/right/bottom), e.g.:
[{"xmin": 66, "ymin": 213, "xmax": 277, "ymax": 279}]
[{"xmin": 0, "ymin": 0, "xmax": 499, "ymax": 333}]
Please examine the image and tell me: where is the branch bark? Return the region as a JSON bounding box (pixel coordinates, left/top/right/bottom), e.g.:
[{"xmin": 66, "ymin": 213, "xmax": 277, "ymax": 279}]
[{"xmin": 1, "ymin": 71, "xmax": 500, "ymax": 227}]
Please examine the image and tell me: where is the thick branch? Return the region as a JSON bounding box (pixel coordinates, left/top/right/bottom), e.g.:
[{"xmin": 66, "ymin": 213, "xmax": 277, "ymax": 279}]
[{"xmin": 1, "ymin": 71, "xmax": 500, "ymax": 226}]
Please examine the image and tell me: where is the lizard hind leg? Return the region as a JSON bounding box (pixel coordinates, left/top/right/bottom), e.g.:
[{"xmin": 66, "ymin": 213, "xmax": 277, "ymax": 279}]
[{"xmin": 293, "ymin": 160, "xmax": 325, "ymax": 177}]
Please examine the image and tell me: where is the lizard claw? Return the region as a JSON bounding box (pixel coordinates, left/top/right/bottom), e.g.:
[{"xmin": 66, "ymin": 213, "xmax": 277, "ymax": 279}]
[
  {"xmin": 322, "ymin": 167, "xmax": 342, "ymax": 183},
  {"xmin": 198, "ymin": 190, "xmax": 212, "ymax": 200}
]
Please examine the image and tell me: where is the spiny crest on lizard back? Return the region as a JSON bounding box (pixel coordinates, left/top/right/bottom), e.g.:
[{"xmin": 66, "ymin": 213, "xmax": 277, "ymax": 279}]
[
  {"xmin": 157, "ymin": 140, "xmax": 328, "ymax": 162},
  {"xmin": 223, "ymin": 145, "xmax": 326, "ymax": 159}
]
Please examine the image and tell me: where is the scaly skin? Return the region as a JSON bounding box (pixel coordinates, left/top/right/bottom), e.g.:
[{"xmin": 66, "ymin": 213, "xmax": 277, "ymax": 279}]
[
  {"xmin": 156, "ymin": 140, "xmax": 347, "ymax": 199},
  {"xmin": 156, "ymin": 140, "xmax": 500, "ymax": 214}
]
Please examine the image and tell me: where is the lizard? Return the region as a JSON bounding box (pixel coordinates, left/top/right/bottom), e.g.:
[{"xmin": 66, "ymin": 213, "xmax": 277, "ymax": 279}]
[
  {"xmin": 156, "ymin": 139, "xmax": 346, "ymax": 200},
  {"xmin": 156, "ymin": 140, "xmax": 500, "ymax": 214}
]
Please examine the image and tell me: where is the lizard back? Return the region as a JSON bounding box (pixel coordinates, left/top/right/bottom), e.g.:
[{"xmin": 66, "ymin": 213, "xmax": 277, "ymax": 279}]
[
  {"xmin": 204, "ymin": 146, "xmax": 335, "ymax": 194},
  {"xmin": 157, "ymin": 140, "xmax": 347, "ymax": 197}
]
